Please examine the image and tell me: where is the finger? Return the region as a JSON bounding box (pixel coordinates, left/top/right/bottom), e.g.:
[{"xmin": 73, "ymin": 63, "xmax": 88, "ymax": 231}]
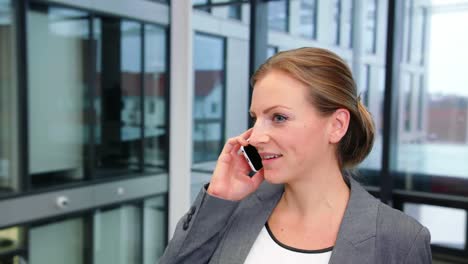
[
  {"xmin": 250, "ymin": 169, "xmax": 265, "ymax": 189},
  {"xmin": 240, "ymin": 128, "xmax": 253, "ymax": 140},
  {"xmin": 220, "ymin": 137, "xmax": 239, "ymax": 155}
]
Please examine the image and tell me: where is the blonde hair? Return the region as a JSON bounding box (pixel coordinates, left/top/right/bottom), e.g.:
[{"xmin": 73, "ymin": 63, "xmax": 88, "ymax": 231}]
[{"xmin": 251, "ymin": 47, "xmax": 375, "ymax": 169}]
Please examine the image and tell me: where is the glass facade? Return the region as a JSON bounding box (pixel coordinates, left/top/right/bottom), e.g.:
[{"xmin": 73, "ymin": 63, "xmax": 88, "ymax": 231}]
[
  {"xmin": 395, "ymin": 0, "xmax": 468, "ymax": 196},
  {"xmin": 0, "ymin": 0, "xmax": 18, "ymax": 196},
  {"xmin": 25, "ymin": 4, "xmax": 169, "ymax": 189}
]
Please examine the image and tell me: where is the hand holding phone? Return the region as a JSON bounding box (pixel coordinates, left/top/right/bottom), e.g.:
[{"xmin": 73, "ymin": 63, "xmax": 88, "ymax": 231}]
[{"xmin": 240, "ymin": 144, "xmax": 263, "ymax": 173}]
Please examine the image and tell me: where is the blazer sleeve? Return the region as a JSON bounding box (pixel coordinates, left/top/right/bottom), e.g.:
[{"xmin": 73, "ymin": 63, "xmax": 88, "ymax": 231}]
[
  {"xmin": 404, "ymin": 226, "xmax": 432, "ymax": 264},
  {"xmin": 159, "ymin": 185, "xmax": 240, "ymax": 264}
]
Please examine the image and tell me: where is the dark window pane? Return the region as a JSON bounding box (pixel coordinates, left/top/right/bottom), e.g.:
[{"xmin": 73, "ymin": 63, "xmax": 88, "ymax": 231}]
[
  {"xmin": 0, "ymin": 0, "xmax": 18, "ymax": 195},
  {"xmin": 95, "ymin": 18, "xmax": 142, "ymax": 177},
  {"xmin": 192, "ymin": 34, "xmax": 225, "ymax": 164},
  {"xmin": 268, "ymin": 0, "xmax": 288, "ymax": 32},
  {"xmin": 27, "ymin": 5, "xmax": 90, "ymax": 188},
  {"xmin": 144, "ymin": 25, "xmax": 168, "ymax": 173}
]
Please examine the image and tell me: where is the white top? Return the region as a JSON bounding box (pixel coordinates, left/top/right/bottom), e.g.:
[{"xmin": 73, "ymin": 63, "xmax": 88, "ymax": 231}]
[{"xmin": 244, "ymin": 224, "xmax": 333, "ymax": 264}]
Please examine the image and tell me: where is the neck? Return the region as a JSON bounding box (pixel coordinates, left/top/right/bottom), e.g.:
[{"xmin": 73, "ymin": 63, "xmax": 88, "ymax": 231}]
[{"xmin": 280, "ymin": 164, "xmax": 350, "ymax": 220}]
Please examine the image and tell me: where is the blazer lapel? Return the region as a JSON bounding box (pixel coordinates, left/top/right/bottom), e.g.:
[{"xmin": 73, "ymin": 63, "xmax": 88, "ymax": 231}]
[
  {"xmin": 329, "ymin": 178, "xmax": 379, "ymax": 264},
  {"xmin": 214, "ymin": 182, "xmax": 283, "ymax": 264}
]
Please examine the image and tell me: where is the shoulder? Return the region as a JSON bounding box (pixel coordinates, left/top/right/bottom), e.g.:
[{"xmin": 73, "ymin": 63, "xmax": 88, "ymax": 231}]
[
  {"xmin": 376, "ymin": 201, "xmax": 427, "ymax": 240},
  {"xmin": 346, "ymin": 178, "xmax": 431, "ymax": 262},
  {"xmin": 375, "ymin": 201, "xmax": 431, "ymax": 261}
]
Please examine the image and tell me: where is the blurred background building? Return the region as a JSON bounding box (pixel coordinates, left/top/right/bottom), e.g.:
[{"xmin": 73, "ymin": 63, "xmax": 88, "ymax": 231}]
[{"xmin": 0, "ymin": 0, "xmax": 468, "ymax": 263}]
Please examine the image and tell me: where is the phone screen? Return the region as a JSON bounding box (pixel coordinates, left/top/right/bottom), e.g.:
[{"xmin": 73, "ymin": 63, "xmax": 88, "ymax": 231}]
[{"xmin": 241, "ymin": 144, "xmax": 263, "ymax": 172}]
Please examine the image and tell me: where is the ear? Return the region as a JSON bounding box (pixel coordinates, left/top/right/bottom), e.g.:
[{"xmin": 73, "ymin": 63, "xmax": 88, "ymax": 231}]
[{"xmin": 328, "ymin": 108, "xmax": 350, "ymax": 144}]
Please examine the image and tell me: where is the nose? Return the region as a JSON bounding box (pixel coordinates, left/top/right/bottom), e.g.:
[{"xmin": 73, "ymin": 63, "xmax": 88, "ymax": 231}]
[{"xmin": 248, "ymin": 121, "xmax": 270, "ymax": 146}]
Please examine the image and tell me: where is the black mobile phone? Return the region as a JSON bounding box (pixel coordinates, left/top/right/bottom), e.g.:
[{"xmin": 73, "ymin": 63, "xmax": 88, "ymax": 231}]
[{"xmin": 240, "ymin": 144, "xmax": 263, "ymax": 172}]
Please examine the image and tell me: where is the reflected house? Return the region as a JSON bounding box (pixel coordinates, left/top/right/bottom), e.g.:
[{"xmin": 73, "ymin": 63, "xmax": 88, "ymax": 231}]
[
  {"xmin": 427, "ymin": 95, "xmax": 468, "ymax": 144},
  {"xmin": 193, "ymin": 70, "xmax": 224, "ymax": 163}
]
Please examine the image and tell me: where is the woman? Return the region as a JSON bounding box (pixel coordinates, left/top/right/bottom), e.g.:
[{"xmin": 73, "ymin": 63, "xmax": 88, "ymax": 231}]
[{"xmin": 160, "ymin": 47, "xmax": 432, "ymax": 264}]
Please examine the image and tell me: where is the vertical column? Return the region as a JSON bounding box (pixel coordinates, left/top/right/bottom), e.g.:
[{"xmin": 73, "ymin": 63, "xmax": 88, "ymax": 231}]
[
  {"xmin": 248, "ymin": 0, "xmax": 268, "ymax": 126},
  {"xmin": 169, "ymin": 0, "xmax": 193, "ymax": 237}
]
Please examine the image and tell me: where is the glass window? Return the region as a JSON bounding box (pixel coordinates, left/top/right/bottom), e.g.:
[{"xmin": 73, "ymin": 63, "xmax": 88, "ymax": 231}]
[
  {"xmin": 409, "ymin": 7, "xmax": 425, "ymax": 64},
  {"xmin": 359, "ymin": 66, "xmax": 385, "ymax": 174},
  {"xmin": 331, "ymin": 0, "xmax": 340, "ymax": 45},
  {"xmin": 143, "ymin": 196, "xmax": 167, "ymax": 264},
  {"xmin": 30, "ymin": 218, "xmax": 84, "ymax": 264},
  {"xmin": 364, "ymin": 0, "xmax": 377, "ymax": 54},
  {"xmin": 192, "ymin": 33, "xmax": 225, "ymax": 164},
  {"xmin": 395, "ymin": 1, "xmax": 468, "ymax": 195},
  {"xmin": 299, "ymin": 0, "xmax": 317, "ymax": 39},
  {"xmin": 227, "ymin": 0, "xmax": 242, "ymax": 20},
  {"xmin": 341, "ymin": 0, "xmax": 354, "ymax": 48},
  {"xmin": 404, "ymin": 203, "xmax": 466, "ymax": 250},
  {"xmin": 94, "ymin": 18, "xmax": 143, "ymax": 177},
  {"xmin": 93, "ymin": 205, "xmax": 141, "ymax": 264},
  {"xmin": 144, "ymin": 25, "xmax": 168, "ymax": 174},
  {"xmin": 27, "ymin": 5, "xmax": 90, "ymax": 188},
  {"xmin": 93, "ymin": 196, "xmax": 167, "ymax": 264},
  {"xmin": 27, "ymin": 4, "xmax": 169, "ymax": 189},
  {"xmin": 268, "ymin": 0, "xmax": 288, "ymax": 32},
  {"xmin": 0, "ymin": 0, "xmax": 19, "ymax": 195}
]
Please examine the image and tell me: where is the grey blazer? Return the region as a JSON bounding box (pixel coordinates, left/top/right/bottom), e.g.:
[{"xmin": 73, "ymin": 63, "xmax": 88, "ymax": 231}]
[{"xmin": 160, "ymin": 177, "xmax": 432, "ymax": 264}]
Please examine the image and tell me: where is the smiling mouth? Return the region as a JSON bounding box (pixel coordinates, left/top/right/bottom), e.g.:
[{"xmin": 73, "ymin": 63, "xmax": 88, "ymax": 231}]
[{"xmin": 261, "ymin": 154, "xmax": 283, "ymax": 160}]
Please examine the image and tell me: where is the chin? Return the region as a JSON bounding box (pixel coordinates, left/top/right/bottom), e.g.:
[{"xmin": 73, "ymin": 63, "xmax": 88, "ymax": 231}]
[{"xmin": 263, "ymin": 170, "xmax": 287, "ymax": 185}]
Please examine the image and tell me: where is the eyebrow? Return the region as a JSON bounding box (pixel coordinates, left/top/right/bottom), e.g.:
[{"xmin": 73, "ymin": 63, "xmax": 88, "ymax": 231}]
[{"xmin": 249, "ymin": 105, "xmax": 292, "ymax": 116}]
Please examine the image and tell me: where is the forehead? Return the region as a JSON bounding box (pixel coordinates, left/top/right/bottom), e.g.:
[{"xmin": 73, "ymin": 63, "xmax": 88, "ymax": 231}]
[{"xmin": 251, "ymin": 70, "xmax": 311, "ymax": 111}]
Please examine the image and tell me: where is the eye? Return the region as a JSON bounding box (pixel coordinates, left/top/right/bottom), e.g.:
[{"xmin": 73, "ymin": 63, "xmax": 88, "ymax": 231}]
[{"xmin": 272, "ymin": 114, "xmax": 288, "ymax": 123}]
